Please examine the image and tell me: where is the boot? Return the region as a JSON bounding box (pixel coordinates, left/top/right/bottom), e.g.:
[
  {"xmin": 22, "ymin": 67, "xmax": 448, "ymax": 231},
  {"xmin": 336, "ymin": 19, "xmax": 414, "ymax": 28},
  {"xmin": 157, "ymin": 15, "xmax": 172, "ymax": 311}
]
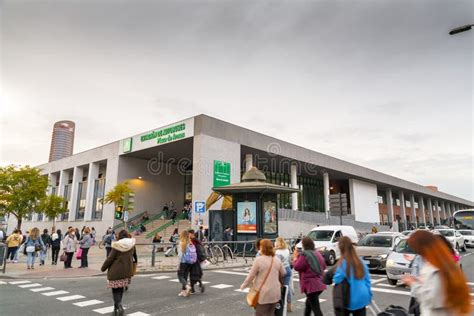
[{"xmin": 117, "ymin": 304, "xmax": 124, "ymax": 316}]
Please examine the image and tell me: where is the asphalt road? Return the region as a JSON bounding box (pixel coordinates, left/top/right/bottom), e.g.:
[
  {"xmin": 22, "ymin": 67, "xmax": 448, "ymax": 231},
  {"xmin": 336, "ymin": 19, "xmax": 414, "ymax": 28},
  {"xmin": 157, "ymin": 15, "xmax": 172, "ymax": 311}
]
[{"xmin": 1, "ymin": 249, "xmax": 473, "ymax": 316}]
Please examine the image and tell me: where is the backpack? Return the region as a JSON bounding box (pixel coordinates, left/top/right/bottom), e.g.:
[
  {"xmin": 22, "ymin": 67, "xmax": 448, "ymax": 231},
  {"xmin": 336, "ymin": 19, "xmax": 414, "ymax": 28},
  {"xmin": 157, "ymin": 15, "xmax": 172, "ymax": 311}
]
[
  {"xmin": 195, "ymin": 243, "xmax": 207, "ymax": 262},
  {"xmin": 377, "ymin": 305, "xmax": 409, "ymax": 316},
  {"xmin": 183, "ymin": 244, "xmax": 197, "ymax": 264}
]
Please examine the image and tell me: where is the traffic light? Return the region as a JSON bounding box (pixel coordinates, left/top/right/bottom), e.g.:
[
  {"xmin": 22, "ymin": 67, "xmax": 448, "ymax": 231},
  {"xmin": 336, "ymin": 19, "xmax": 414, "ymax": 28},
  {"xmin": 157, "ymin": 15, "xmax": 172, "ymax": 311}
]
[{"xmin": 115, "ymin": 205, "xmax": 123, "ymax": 220}]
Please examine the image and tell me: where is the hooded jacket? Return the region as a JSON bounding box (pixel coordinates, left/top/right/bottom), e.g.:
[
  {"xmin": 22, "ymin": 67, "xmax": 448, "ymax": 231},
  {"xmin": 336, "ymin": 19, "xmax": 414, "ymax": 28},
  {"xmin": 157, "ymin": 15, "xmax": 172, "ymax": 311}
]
[{"xmin": 101, "ymin": 238, "xmax": 136, "ymax": 281}]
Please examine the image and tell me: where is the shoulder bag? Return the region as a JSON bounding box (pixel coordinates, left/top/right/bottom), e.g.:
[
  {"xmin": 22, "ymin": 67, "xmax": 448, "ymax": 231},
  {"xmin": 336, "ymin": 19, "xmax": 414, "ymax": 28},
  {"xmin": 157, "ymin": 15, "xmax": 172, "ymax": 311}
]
[{"xmin": 246, "ymin": 257, "xmax": 274, "ymax": 308}]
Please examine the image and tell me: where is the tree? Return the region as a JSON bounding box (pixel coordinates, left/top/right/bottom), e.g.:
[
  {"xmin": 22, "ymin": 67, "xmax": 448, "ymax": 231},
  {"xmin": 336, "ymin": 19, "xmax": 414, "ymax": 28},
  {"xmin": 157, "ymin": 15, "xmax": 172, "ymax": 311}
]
[
  {"xmin": 0, "ymin": 165, "xmax": 48, "ymax": 230},
  {"xmin": 104, "ymin": 181, "xmax": 134, "ymax": 227},
  {"xmin": 37, "ymin": 194, "xmax": 68, "ymax": 228}
]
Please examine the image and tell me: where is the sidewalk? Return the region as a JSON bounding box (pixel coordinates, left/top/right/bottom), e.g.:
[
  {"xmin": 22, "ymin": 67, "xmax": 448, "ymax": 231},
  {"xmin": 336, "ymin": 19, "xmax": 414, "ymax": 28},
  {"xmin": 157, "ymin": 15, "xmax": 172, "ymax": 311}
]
[{"xmin": 2, "ymin": 244, "xmax": 252, "ymax": 279}]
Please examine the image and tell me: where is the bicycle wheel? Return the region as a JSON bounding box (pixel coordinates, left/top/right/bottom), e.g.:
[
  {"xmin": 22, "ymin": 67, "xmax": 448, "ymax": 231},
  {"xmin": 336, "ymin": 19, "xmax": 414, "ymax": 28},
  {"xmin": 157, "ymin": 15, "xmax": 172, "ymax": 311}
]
[
  {"xmin": 206, "ymin": 245, "xmax": 217, "ymax": 265},
  {"xmin": 221, "ymin": 245, "xmax": 234, "ymax": 261},
  {"xmin": 97, "ymin": 241, "xmax": 104, "ymax": 249},
  {"xmin": 212, "ymin": 245, "xmax": 224, "ymax": 264}
]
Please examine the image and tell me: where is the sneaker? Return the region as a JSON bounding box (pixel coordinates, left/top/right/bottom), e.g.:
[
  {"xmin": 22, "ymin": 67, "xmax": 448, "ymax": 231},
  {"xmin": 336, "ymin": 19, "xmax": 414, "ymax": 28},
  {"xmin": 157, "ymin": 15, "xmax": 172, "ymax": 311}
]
[{"xmin": 13, "ymin": 260, "xmax": 18, "ymax": 263}]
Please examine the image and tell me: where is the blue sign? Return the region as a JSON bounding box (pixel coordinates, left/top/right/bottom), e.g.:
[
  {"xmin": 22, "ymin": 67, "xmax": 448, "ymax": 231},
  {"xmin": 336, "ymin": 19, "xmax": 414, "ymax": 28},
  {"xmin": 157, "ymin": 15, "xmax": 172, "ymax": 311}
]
[{"xmin": 195, "ymin": 201, "xmax": 206, "ymax": 213}]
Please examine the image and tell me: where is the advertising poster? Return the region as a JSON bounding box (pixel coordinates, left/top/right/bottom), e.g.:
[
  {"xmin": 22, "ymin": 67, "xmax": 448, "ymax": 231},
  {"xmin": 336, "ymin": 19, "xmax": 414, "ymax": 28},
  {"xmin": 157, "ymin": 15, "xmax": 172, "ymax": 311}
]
[
  {"xmin": 263, "ymin": 201, "xmax": 277, "ymax": 234},
  {"xmin": 237, "ymin": 201, "xmax": 257, "ymax": 234}
]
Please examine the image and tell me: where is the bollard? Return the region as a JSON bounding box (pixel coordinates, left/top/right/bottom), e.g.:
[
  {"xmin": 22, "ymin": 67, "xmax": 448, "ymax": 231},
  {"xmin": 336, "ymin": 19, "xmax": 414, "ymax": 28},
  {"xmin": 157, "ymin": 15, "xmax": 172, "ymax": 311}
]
[{"xmin": 151, "ymin": 244, "xmax": 156, "ymax": 267}]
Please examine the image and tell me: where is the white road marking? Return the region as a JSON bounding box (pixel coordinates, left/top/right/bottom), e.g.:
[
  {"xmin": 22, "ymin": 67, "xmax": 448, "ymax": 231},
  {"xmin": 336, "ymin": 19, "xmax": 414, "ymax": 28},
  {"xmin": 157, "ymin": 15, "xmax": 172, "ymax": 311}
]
[
  {"xmin": 201, "ymin": 281, "xmax": 211, "ymax": 284},
  {"xmin": 93, "ymin": 306, "xmax": 115, "ymax": 314},
  {"xmin": 9, "ymin": 280, "xmax": 31, "ymax": 285},
  {"xmin": 152, "ymin": 276, "xmax": 171, "ymax": 280},
  {"xmin": 0, "ymin": 281, "xmax": 7, "ymax": 284},
  {"xmin": 18, "ymin": 283, "xmax": 42, "ymax": 288},
  {"xmin": 213, "ymin": 270, "xmax": 248, "ymax": 276},
  {"xmin": 297, "ymin": 298, "xmax": 326, "ymax": 303},
  {"xmin": 57, "ymin": 295, "xmax": 86, "ymax": 302},
  {"xmin": 467, "ymin": 282, "xmax": 474, "ymax": 286},
  {"xmin": 372, "ymin": 287, "xmax": 410, "ymax": 296},
  {"xmin": 73, "ymin": 299, "xmax": 104, "ymax": 307},
  {"xmin": 30, "ymin": 287, "xmax": 55, "ymax": 292},
  {"xmin": 371, "ymin": 278, "xmax": 387, "ymax": 284},
  {"xmin": 235, "ymin": 288, "xmax": 250, "ymax": 293},
  {"xmin": 136, "ymin": 274, "xmax": 158, "ymax": 277},
  {"xmin": 169, "ymin": 279, "xmax": 180, "ymax": 283},
  {"xmin": 378, "ymin": 283, "xmax": 398, "ymax": 288},
  {"xmin": 42, "ymin": 290, "xmax": 69, "ymax": 296},
  {"xmin": 127, "ymin": 313, "xmax": 150, "ymax": 316},
  {"xmin": 462, "ymin": 253, "xmax": 472, "ymax": 257},
  {"xmin": 369, "ymin": 274, "xmax": 386, "ymax": 279},
  {"xmin": 211, "ymin": 284, "xmax": 234, "ymax": 289}
]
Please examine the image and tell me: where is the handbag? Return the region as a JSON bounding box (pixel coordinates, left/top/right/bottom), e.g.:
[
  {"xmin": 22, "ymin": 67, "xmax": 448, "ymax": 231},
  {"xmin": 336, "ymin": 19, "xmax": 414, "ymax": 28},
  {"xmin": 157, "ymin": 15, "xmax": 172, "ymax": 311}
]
[
  {"xmin": 246, "ymin": 257, "xmax": 274, "ymax": 308},
  {"xmin": 60, "ymin": 252, "xmax": 67, "ymax": 262},
  {"xmin": 76, "ymin": 248, "xmax": 83, "ymax": 260},
  {"xmin": 26, "ymin": 245, "xmax": 35, "ymax": 253},
  {"xmin": 35, "ymin": 243, "xmax": 43, "ymax": 252}
]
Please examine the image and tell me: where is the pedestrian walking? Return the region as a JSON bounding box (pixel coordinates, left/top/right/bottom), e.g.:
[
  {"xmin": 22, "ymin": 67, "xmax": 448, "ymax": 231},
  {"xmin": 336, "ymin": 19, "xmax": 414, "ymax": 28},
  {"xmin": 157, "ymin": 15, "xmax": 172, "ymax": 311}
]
[
  {"xmin": 189, "ymin": 229, "xmax": 206, "ymax": 294},
  {"xmin": 51, "ymin": 229, "xmax": 62, "ymax": 265},
  {"xmin": 240, "ymin": 239, "xmax": 286, "ymax": 316},
  {"xmin": 293, "ymin": 237, "xmax": 327, "ymax": 316},
  {"xmin": 63, "ymin": 228, "xmax": 77, "ymax": 269},
  {"xmin": 6, "ymin": 229, "xmax": 23, "ymax": 263},
  {"xmin": 40, "ymin": 228, "xmax": 52, "ymax": 266},
  {"xmin": 177, "ymin": 230, "xmax": 197, "ymax": 297},
  {"xmin": 166, "ymin": 228, "xmax": 179, "ymax": 257},
  {"xmin": 162, "ymin": 202, "xmax": 169, "ymax": 219},
  {"xmin": 101, "ymin": 229, "xmax": 136, "ymax": 316},
  {"xmin": 91, "ymin": 227, "xmax": 97, "ymax": 245},
  {"xmin": 170, "ymin": 207, "xmax": 178, "ymax": 224},
  {"xmin": 332, "ymin": 236, "xmax": 372, "ymax": 316},
  {"xmin": 78, "ymin": 227, "xmax": 93, "ymax": 268},
  {"xmin": 275, "ymin": 237, "xmax": 293, "ymax": 312},
  {"xmin": 24, "ymin": 227, "xmax": 45, "ymax": 270},
  {"xmin": 402, "ymin": 230, "xmax": 471, "ymax": 316},
  {"xmin": 196, "ymin": 226, "xmax": 205, "ymax": 242},
  {"xmin": 103, "ymin": 228, "xmax": 116, "ymax": 257}
]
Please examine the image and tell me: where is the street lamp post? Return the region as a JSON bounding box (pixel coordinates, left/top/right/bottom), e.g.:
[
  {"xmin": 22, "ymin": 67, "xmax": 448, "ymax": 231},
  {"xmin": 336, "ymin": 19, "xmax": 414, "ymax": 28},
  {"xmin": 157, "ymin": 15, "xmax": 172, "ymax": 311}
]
[{"xmin": 449, "ymin": 24, "xmax": 474, "ymax": 35}]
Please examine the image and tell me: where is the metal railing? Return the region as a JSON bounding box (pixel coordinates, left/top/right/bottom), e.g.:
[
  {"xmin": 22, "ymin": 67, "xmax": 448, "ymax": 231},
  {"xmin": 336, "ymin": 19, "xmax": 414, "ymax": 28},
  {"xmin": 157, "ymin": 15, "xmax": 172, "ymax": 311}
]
[
  {"xmin": 112, "ymin": 211, "xmax": 146, "ymax": 231},
  {"xmin": 127, "ymin": 211, "xmax": 165, "ymax": 233},
  {"xmin": 145, "ymin": 212, "xmax": 187, "ymax": 239}
]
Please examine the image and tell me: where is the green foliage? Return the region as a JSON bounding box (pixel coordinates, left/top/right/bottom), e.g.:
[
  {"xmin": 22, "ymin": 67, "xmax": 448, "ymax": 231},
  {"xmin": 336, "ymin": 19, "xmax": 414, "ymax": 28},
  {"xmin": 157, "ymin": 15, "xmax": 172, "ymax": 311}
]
[
  {"xmin": 0, "ymin": 165, "xmax": 48, "ymax": 229},
  {"xmin": 104, "ymin": 181, "xmax": 134, "ymax": 209},
  {"xmin": 37, "ymin": 194, "xmax": 68, "ymax": 226}
]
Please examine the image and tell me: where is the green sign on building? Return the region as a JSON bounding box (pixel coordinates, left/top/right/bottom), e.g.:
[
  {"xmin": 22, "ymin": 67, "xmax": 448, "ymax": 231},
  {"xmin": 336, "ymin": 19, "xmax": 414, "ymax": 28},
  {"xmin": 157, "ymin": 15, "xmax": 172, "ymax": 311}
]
[
  {"xmin": 213, "ymin": 160, "xmax": 231, "ymax": 187},
  {"xmin": 123, "ymin": 137, "xmax": 133, "ymax": 153}
]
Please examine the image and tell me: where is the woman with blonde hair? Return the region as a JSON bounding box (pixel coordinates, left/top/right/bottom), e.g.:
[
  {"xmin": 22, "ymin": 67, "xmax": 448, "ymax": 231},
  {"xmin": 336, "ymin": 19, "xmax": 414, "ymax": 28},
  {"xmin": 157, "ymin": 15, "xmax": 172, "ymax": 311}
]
[
  {"xmin": 177, "ymin": 230, "xmax": 197, "ymax": 297},
  {"xmin": 403, "ymin": 230, "xmax": 471, "ymax": 315},
  {"xmin": 241, "ymin": 239, "xmax": 286, "ymax": 316},
  {"xmin": 24, "ymin": 227, "xmax": 45, "ymax": 270},
  {"xmin": 63, "ymin": 227, "xmax": 77, "ymax": 269},
  {"xmin": 275, "ymin": 237, "xmax": 293, "ymax": 312}
]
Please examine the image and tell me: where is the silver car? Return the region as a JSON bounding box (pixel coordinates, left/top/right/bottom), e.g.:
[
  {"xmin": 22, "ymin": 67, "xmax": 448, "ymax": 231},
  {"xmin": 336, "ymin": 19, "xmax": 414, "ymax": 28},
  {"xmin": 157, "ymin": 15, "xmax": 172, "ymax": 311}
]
[
  {"xmin": 356, "ymin": 232, "xmax": 405, "ymax": 271},
  {"xmin": 386, "ymin": 238, "xmax": 414, "ymax": 285},
  {"xmin": 458, "ymin": 230, "xmax": 474, "ymax": 248}
]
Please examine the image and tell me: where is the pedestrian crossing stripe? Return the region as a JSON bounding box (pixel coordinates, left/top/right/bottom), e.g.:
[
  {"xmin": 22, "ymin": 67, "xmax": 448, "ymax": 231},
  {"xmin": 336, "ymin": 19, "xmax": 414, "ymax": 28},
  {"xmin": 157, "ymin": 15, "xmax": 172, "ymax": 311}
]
[
  {"xmin": 93, "ymin": 306, "xmax": 116, "ymax": 314},
  {"xmin": 57, "ymin": 295, "xmax": 86, "ymax": 302},
  {"xmin": 42, "ymin": 290, "xmax": 69, "ymax": 296},
  {"xmin": 127, "ymin": 313, "xmax": 150, "ymax": 316},
  {"xmin": 30, "ymin": 287, "xmax": 55, "ymax": 292},
  {"xmin": 211, "ymin": 284, "xmax": 234, "ymax": 289},
  {"xmin": 235, "ymin": 288, "xmax": 250, "ymax": 293},
  {"xmin": 0, "ymin": 281, "xmax": 8, "ymax": 284},
  {"xmin": 152, "ymin": 276, "xmax": 171, "ymax": 280},
  {"xmin": 169, "ymin": 279, "xmax": 180, "ymax": 282},
  {"xmin": 9, "ymin": 280, "xmax": 31, "ymax": 285},
  {"xmin": 18, "ymin": 283, "xmax": 42, "ymax": 288},
  {"xmin": 73, "ymin": 300, "xmax": 104, "ymax": 307},
  {"xmin": 297, "ymin": 298, "xmax": 326, "ymax": 303}
]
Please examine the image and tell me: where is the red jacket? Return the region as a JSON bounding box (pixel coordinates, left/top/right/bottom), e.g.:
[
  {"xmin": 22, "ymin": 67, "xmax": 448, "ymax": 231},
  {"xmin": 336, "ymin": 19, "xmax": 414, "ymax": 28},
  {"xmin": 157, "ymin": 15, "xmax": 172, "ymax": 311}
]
[{"xmin": 293, "ymin": 250, "xmax": 327, "ymax": 294}]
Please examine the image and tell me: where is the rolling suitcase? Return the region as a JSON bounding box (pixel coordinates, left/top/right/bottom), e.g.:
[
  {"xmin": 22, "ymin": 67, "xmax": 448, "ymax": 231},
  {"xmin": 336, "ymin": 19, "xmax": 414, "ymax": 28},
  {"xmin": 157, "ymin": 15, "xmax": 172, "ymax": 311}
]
[{"xmin": 275, "ymin": 285, "xmax": 289, "ymax": 316}]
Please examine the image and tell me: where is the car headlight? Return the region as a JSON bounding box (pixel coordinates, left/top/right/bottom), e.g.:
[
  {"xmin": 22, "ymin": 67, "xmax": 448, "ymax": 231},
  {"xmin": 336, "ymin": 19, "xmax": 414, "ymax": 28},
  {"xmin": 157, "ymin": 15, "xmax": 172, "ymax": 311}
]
[
  {"xmin": 386, "ymin": 259, "xmax": 394, "ymax": 267},
  {"xmin": 377, "ymin": 254, "xmax": 388, "ymax": 259},
  {"xmin": 317, "ymin": 246, "xmax": 327, "ymax": 252}
]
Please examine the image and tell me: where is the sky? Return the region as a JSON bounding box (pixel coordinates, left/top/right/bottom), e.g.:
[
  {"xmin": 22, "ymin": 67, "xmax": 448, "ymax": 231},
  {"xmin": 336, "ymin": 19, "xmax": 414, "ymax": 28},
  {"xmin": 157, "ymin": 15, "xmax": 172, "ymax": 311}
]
[{"xmin": 1, "ymin": 0, "xmax": 473, "ymax": 200}]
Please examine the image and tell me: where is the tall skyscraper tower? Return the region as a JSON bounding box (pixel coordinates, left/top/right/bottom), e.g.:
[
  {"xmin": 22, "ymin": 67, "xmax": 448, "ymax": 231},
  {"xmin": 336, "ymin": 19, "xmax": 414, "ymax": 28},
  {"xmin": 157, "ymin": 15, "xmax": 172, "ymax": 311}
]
[{"xmin": 49, "ymin": 120, "xmax": 75, "ymax": 162}]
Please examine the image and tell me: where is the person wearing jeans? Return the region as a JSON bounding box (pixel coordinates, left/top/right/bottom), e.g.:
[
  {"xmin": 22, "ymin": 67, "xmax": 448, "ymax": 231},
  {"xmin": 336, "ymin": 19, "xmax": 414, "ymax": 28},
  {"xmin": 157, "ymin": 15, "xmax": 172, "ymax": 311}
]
[
  {"xmin": 6, "ymin": 229, "xmax": 23, "ymax": 262},
  {"xmin": 293, "ymin": 236, "xmax": 327, "ymax": 316},
  {"xmin": 24, "ymin": 227, "xmax": 45, "ymax": 270},
  {"xmin": 40, "ymin": 229, "xmax": 51, "ymax": 266},
  {"xmin": 79, "ymin": 227, "xmax": 92, "ymax": 268}
]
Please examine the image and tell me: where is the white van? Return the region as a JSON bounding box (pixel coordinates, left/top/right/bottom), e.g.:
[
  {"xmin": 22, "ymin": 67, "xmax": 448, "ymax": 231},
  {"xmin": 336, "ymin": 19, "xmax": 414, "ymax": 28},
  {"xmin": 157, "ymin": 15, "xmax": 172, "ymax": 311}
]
[{"xmin": 296, "ymin": 225, "xmax": 359, "ymax": 265}]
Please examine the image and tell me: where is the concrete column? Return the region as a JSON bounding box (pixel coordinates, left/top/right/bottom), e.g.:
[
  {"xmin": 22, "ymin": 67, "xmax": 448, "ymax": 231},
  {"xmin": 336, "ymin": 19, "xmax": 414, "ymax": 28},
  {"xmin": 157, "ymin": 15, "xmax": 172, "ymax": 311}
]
[
  {"xmin": 69, "ymin": 166, "xmax": 84, "ymax": 222},
  {"xmin": 441, "ymin": 201, "xmax": 446, "ymax": 222},
  {"xmin": 291, "ymin": 163, "xmax": 298, "ymax": 211},
  {"xmin": 245, "ymin": 154, "xmax": 253, "ymax": 172},
  {"xmin": 427, "ymin": 198, "xmax": 434, "ymax": 225},
  {"xmin": 410, "ymin": 194, "xmax": 417, "ymax": 228},
  {"xmin": 419, "ymin": 196, "xmax": 426, "ymax": 225},
  {"xmin": 434, "ymin": 200, "xmax": 440, "ymax": 224},
  {"xmin": 323, "ymin": 172, "xmax": 330, "ymax": 219},
  {"xmin": 84, "ymin": 162, "xmax": 100, "ymax": 221},
  {"xmin": 386, "ymin": 188, "xmax": 394, "ymax": 224},
  {"xmin": 399, "ymin": 191, "xmax": 407, "ymax": 230}
]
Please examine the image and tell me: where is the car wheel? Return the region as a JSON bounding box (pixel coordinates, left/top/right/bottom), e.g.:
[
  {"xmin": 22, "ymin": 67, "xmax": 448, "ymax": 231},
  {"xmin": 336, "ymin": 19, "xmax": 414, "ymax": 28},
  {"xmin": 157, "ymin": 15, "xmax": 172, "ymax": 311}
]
[
  {"xmin": 327, "ymin": 251, "xmax": 336, "ymax": 266},
  {"xmin": 461, "ymin": 243, "xmax": 467, "ymax": 252},
  {"xmin": 387, "ymin": 278, "xmax": 398, "ymax": 286}
]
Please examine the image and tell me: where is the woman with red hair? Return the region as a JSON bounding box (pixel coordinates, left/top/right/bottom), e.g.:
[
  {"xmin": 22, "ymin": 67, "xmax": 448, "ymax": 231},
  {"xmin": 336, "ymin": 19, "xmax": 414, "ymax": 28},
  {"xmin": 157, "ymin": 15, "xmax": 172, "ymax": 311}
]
[{"xmin": 402, "ymin": 230, "xmax": 471, "ymax": 315}]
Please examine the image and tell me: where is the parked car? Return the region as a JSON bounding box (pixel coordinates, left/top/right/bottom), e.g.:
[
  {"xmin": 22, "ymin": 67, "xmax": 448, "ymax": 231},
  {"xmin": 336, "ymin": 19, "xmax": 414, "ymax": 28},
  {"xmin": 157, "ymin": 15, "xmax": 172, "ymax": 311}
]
[
  {"xmin": 457, "ymin": 230, "xmax": 474, "ymax": 248},
  {"xmin": 401, "ymin": 230, "xmax": 412, "ymax": 236},
  {"xmin": 434, "ymin": 225, "xmax": 450, "ymax": 230},
  {"xmin": 386, "ymin": 238, "xmax": 414, "ymax": 285},
  {"xmin": 434, "ymin": 229, "xmax": 466, "ymax": 252},
  {"xmin": 296, "ymin": 225, "xmax": 359, "ymax": 265},
  {"xmin": 356, "ymin": 232, "xmax": 404, "ymax": 271}
]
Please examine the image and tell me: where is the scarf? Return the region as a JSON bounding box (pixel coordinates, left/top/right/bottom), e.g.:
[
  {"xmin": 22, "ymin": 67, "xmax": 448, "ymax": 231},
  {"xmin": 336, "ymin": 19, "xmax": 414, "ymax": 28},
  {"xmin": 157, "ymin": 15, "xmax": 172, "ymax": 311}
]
[{"xmin": 302, "ymin": 250, "xmax": 321, "ymax": 274}]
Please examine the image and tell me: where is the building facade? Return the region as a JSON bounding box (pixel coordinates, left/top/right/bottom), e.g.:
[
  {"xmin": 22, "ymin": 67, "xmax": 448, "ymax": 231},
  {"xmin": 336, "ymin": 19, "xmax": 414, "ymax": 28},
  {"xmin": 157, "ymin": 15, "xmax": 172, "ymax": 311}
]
[{"xmin": 8, "ymin": 115, "xmax": 473, "ymax": 234}]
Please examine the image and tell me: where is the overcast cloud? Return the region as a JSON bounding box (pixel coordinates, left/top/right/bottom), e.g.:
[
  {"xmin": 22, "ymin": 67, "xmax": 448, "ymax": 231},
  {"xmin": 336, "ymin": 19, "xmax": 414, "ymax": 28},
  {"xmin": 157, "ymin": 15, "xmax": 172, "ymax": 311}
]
[{"xmin": 0, "ymin": 0, "xmax": 472, "ymax": 200}]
